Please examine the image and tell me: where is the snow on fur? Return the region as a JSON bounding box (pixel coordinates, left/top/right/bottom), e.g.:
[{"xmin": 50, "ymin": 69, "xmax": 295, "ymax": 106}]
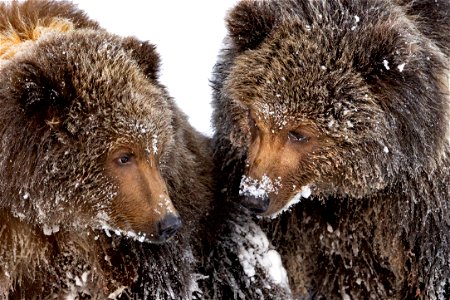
[
  {"xmin": 239, "ymin": 174, "xmax": 282, "ymax": 198},
  {"xmin": 211, "ymin": 0, "xmax": 450, "ymax": 298},
  {"xmin": 235, "ymin": 221, "xmax": 289, "ymax": 288}
]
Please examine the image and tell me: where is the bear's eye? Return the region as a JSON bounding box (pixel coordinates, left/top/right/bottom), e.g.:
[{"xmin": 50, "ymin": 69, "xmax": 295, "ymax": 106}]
[
  {"xmin": 117, "ymin": 154, "xmax": 133, "ymax": 165},
  {"xmin": 288, "ymin": 131, "xmax": 309, "ymax": 143}
]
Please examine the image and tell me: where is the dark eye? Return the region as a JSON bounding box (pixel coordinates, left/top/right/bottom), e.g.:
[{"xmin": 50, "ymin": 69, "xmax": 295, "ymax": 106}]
[
  {"xmin": 117, "ymin": 154, "xmax": 133, "ymax": 165},
  {"xmin": 288, "ymin": 131, "xmax": 309, "ymax": 143}
]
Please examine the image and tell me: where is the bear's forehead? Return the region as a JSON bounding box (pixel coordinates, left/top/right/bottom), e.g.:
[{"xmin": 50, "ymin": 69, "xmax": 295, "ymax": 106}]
[
  {"xmin": 28, "ymin": 33, "xmax": 175, "ymax": 145},
  {"xmin": 226, "ymin": 39, "xmax": 378, "ymax": 133},
  {"xmin": 228, "ymin": 51, "xmax": 354, "ymax": 112},
  {"xmin": 64, "ymin": 94, "xmax": 173, "ymax": 140},
  {"xmin": 29, "ymin": 33, "xmax": 172, "ymax": 123}
]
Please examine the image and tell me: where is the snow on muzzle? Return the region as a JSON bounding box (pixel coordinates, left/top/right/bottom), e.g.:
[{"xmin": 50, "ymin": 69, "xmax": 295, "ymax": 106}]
[
  {"xmin": 239, "ymin": 174, "xmax": 312, "ymax": 217},
  {"xmin": 239, "ymin": 175, "xmax": 281, "ymax": 214}
]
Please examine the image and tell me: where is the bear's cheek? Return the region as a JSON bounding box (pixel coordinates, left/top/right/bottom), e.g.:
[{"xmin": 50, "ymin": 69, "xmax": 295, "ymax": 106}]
[
  {"xmin": 110, "ymin": 193, "xmax": 160, "ymax": 236},
  {"xmin": 104, "ymin": 155, "xmax": 181, "ymax": 242}
]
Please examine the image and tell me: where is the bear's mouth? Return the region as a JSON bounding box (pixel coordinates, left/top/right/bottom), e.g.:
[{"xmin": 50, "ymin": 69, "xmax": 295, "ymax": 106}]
[
  {"xmin": 100, "ymin": 223, "xmax": 177, "ymax": 244},
  {"xmin": 266, "ymin": 185, "xmax": 312, "ymax": 219},
  {"xmin": 239, "ymin": 174, "xmax": 313, "ymax": 217},
  {"xmin": 96, "ymin": 211, "xmax": 181, "ymax": 244}
]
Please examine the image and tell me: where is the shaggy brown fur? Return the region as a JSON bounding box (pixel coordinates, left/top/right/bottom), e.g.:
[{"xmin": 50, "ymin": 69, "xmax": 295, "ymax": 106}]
[
  {"xmin": 0, "ymin": 0, "xmax": 214, "ymax": 298},
  {"xmin": 0, "ymin": 1, "xmax": 292, "ymax": 299},
  {"xmin": 212, "ymin": 0, "xmax": 450, "ymax": 298}
]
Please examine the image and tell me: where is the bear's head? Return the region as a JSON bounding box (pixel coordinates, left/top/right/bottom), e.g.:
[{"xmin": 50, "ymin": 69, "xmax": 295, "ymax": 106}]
[
  {"xmin": 213, "ymin": 0, "xmax": 449, "ymax": 217},
  {"xmin": 0, "ymin": 30, "xmax": 184, "ymax": 243}
]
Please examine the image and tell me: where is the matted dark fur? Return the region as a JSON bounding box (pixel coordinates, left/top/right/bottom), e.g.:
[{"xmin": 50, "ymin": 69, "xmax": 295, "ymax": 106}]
[{"xmin": 212, "ymin": 0, "xmax": 450, "ymax": 298}]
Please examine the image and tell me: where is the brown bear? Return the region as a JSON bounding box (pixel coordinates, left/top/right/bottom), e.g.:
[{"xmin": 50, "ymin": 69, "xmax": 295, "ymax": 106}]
[
  {"xmin": 211, "ymin": 0, "xmax": 450, "ymax": 298},
  {"xmin": 0, "ymin": 1, "xmax": 292, "ymax": 299},
  {"xmin": 0, "ymin": 0, "xmax": 213, "ymax": 298}
]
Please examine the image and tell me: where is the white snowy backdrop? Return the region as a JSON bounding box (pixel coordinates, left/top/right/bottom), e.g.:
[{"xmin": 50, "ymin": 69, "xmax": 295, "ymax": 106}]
[{"xmin": 72, "ymin": 0, "xmax": 239, "ymax": 136}]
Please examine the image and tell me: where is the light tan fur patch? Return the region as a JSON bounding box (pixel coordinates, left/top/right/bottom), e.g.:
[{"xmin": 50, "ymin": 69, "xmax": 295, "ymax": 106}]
[{"xmin": 0, "ymin": 17, "xmax": 74, "ymax": 60}]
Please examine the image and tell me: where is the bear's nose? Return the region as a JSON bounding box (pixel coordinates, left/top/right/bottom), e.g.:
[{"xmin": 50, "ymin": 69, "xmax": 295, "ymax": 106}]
[
  {"xmin": 241, "ymin": 194, "xmax": 270, "ymax": 214},
  {"xmin": 158, "ymin": 213, "xmax": 182, "ymax": 240}
]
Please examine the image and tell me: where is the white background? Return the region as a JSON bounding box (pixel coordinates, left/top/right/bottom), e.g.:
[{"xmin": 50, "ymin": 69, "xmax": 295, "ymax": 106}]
[{"xmin": 72, "ymin": 1, "xmax": 239, "ymax": 136}]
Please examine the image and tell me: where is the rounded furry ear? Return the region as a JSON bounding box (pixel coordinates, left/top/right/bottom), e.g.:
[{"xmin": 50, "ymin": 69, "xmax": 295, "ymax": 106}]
[
  {"xmin": 6, "ymin": 60, "xmax": 74, "ymax": 124},
  {"xmin": 122, "ymin": 37, "xmax": 160, "ymax": 81},
  {"xmin": 226, "ymin": 0, "xmax": 277, "ymax": 51}
]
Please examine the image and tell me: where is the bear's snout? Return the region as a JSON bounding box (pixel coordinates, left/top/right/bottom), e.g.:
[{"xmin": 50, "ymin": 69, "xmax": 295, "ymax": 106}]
[
  {"xmin": 241, "ymin": 194, "xmax": 270, "ymax": 214},
  {"xmin": 157, "ymin": 213, "xmax": 182, "ymax": 241}
]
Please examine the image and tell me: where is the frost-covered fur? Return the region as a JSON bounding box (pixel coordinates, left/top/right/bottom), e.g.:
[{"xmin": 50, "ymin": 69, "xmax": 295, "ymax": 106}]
[
  {"xmin": 212, "ymin": 0, "xmax": 450, "ymax": 298},
  {"xmin": 0, "ymin": 1, "xmax": 212, "ymax": 298},
  {"xmin": 0, "ymin": 1, "xmax": 291, "ymax": 299},
  {"xmin": 197, "ymin": 202, "xmax": 292, "ymax": 299}
]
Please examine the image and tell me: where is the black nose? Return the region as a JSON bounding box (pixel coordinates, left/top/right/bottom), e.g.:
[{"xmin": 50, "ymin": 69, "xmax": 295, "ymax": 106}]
[
  {"xmin": 158, "ymin": 214, "xmax": 182, "ymax": 240},
  {"xmin": 241, "ymin": 194, "xmax": 270, "ymax": 214}
]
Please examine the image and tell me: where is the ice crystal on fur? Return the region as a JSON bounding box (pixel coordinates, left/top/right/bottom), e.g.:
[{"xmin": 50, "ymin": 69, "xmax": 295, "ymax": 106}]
[
  {"xmin": 43, "ymin": 224, "xmax": 60, "ymax": 236},
  {"xmin": 152, "ymin": 133, "xmax": 158, "ymax": 154},
  {"xmin": 100, "ymin": 222, "xmax": 148, "ymax": 243}
]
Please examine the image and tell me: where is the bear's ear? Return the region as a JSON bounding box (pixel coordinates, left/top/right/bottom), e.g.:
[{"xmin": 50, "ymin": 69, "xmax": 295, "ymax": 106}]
[
  {"xmin": 122, "ymin": 37, "xmax": 160, "ymax": 81},
  {"xmin": 226, "ymin": 0, "xmax": 277, "ymax": 51},
  {"xmin": 8, "ymin": 60, "xmax": 74, "ymax": 124}
]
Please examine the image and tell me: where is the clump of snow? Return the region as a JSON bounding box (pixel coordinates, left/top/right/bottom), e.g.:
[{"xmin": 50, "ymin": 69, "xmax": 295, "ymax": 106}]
[
  {"xmin": 327, "ymin": 223, "xmax": 334, "ymax": 233},
  {"xmin": 133, "ymin": 122, "xmax": 148, "ymax": 135},
  {"xmin": 189, "ymin": 273, "xmax": 208, "ymax": 297},
  {"xmin": 383, "ymin": 146, "xmax": 389, "ymax": 153},
  {"xmin": 152, "ymin": 133, "xmax": 158, "ymax": 154},
  {"xmin": 239, "ymin": 249, "xmax": 257, "ymax": 277},
  {"xmin": 259, "ymin": 103, "xmax": 276, "ymax": 119},
  {"xmin": 397, "ymin": 63, "xmax": 406, "ymax": 72},
  {"xmin": 235, "ymin": 221, "xmax": 289, "ymax": 288},
  {"xmin": 259, "ymin": 249, "xmax": 287, "ymax": 286},
  {"xmin": 97, "ymin": 212, "xmax": 149, "ymax": 243},
  {"xmin": 239, "ymin": 175, "xmax": 282, "ymax": 198},
  {"xmin": 96, "ymin": 211, "xmax": 110, "ymax": 222},
  {"xmin": 342, "ymin": 293, "xmax": 351, "ymax": 300},
  {"xmin": 101, "ymin": 222, "xmax": 148, "ymax": 243},
  {"xmin": 269, "ymin": 185, "xmax": 312, "ymax": 219},
  {"xmin": 124, "ymin": 230, "xmax": 147, "ymax": 243},
  {"xmin": 64, "ymin": 270, "xmax": 92, "ymax": 300},
  {"xmin": 108, "ymin": 286, "xmax": 127, "ymax": 299},
  {"xmin": 21, "ymin": 191, "xmax": 30, "ymax": 200},
  {"xmin": 75, "ymin": 271, "xmax": 90, "ymax": 288},
  {"xmin": 351, "ymin": 15, "xmax": 360, "ymax": 30},
  {"xmin": 328, "ymin": 119, "xmax": 335, "ymax": 128},
  {"xmin": 157, "ymin": 195, "xmax": 175, "ymax": 215},
  {"xmin": 43, "ymin": 224, "xmax": 60, "ymax": 236},
  {"xmin": 383, "ymin": 59, "xmax": 390, "ymax": 70},
  {"xmin": 12, "ymin": 210, "xmax": 26, "ymax": 221}
]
